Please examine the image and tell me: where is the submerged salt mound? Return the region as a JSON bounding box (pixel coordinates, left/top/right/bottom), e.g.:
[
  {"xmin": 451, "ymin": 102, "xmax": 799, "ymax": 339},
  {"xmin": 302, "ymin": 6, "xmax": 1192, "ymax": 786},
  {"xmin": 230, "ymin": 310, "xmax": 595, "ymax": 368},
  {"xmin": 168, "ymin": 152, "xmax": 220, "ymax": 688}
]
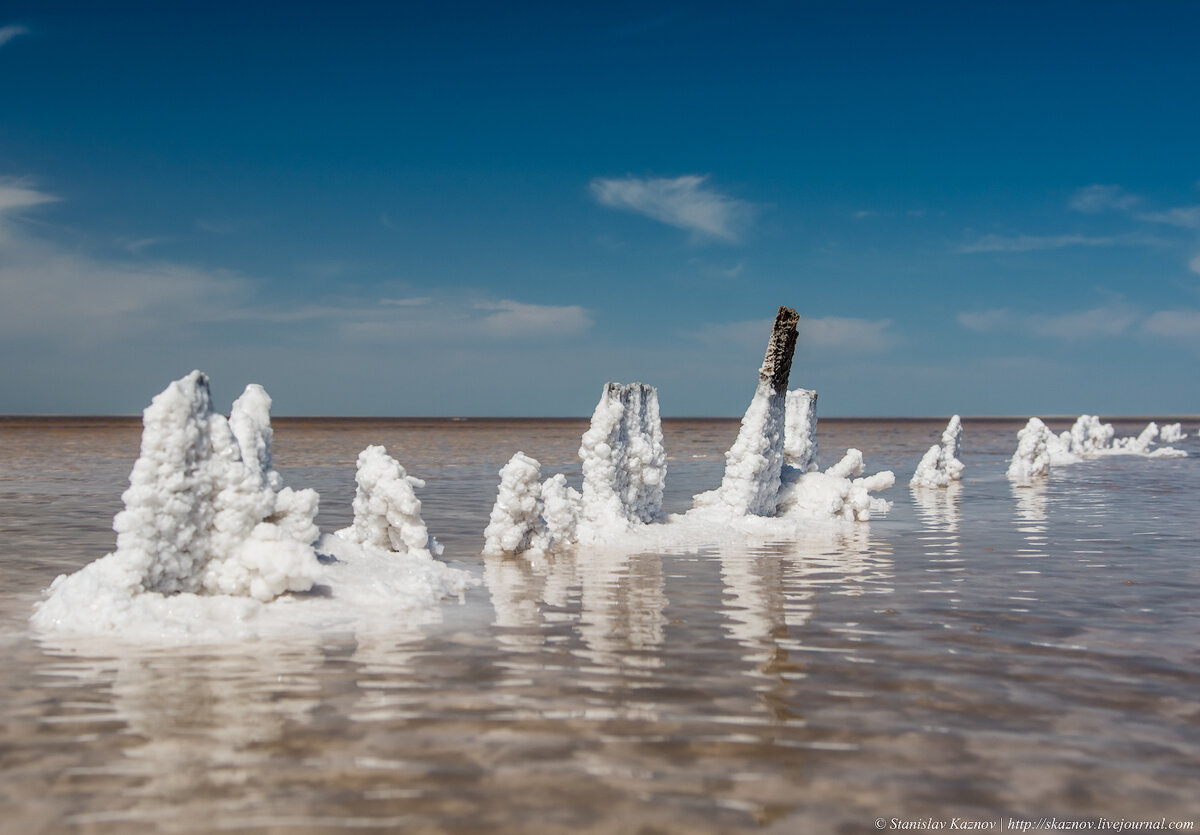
[
  {"xmin": 337, "ymin": 445, "xmax": 443, "ymax": 559},
  {"xmin": 579, "ymin": 382, "xmax": 666, "ymax": 527},
  {"xmin": 707, "ymin": 380, "xmax": 788, "ymax": 516},
  {"xmin": 783, "ymin": 388, "xmax": 819, "ymax": 472},
  {"xmin": 777, "ymin": 449, "xmax": 895, "ymax": 521},
  {"xmin": 910, "ymin": 415, "xmax": 964, "ymax": 489}
]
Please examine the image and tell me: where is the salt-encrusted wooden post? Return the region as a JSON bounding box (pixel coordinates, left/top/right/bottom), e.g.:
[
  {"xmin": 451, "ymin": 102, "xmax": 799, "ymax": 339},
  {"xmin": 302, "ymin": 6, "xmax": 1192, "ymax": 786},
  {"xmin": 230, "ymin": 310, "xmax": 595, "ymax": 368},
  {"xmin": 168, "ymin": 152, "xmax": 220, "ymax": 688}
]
[{"xmin": 760, "ymin": 305, "xmax": 800, "ymax": 394}]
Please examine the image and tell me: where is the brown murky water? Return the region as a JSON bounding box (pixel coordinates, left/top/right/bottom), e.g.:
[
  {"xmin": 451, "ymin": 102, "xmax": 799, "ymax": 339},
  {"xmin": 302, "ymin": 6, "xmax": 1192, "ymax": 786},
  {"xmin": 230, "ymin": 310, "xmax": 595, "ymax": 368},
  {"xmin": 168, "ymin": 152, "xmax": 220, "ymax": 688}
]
[{"xmin": 1, "ymin": 417, "xmax": 1198, "ymax": 833}]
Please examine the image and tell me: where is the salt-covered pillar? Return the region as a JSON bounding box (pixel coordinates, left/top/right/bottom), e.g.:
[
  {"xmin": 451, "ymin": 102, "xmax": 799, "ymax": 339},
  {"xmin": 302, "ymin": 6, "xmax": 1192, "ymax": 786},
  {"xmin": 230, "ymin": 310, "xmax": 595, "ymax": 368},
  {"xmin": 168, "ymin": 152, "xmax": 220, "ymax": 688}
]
[
  {"xmin": 339, "ymin": 445, "xmax": 443, "ymax": 559},
  {"xmin": 910, "ymin": 415, "xmax": 964, "ymax": 488},
  {"xmin": 784, "ymin": 388, "xmax": 819, "ymax": 472},
  {"xmin": 579, "ymin": 382, "xmax": 666, "ymax": 526},
  {"xmin": 712, "ymin": 306, "xmax": 800, "ymax": 516}
]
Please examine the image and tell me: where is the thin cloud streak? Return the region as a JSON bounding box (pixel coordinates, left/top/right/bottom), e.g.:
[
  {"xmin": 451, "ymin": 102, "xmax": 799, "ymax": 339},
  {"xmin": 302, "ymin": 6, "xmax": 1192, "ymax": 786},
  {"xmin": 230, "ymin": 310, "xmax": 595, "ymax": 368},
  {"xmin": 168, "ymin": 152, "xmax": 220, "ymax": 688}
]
[
  {"xmin": 0, "ymin": 24, "xmax": 28, "ymax": 48},
  {"xmin": 958, "ymin": 303, "xmax": 1199, "ymax": 344},
  {"xmin": 589, "ymin": 174, "xmax": 753, "ymax": 243},
  {"xmin": 696, "ymin": 315, "xmax": 895, "ymax": 354},
  {"xmin": 957, "ymin": 233, "xmax": 1153, "ymax": 253},
  {"xmin": 1069, "ymin": 184, "xmax": 1139, "ymax": 214}
]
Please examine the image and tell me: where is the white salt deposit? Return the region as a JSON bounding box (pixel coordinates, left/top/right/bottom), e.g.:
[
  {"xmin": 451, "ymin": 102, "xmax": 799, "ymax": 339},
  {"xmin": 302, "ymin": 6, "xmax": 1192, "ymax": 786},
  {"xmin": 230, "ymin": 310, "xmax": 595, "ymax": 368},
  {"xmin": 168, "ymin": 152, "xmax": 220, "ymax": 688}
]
[
  {"xmin": 482, "ymin": 452, "xmax": 546, "ymax": 556},
  {"xmin": 1009, "ymin": 414, "xmax": 1187, "ymax": 483},
  {"xmin": 31, "ymin": 372, "xmax": 471, "ymax": 643},
  {"xmin": 777, "ymin": 449, "xmax": 895, "ymax": 521},
  {"xmin": 336, "ymin": 445, "xmax": 443, "ymax": 559},
  {"xmin": 538, "ymin": 473, "xmax": 582, "ymax": 552},
  {"xmin": 706, "ymin": 380, "xmax": 788, "ymax": 516},
  {"xmin": 784, "ymin": 388, "xmax": 819, "ymax": 472},
  {"xmin": 910, "ymin": 415, "xmax": 964, "ymax": 488},
  {"xmin": 1160, "ymin": 423, "xmax": 1187, "ymax": 443},
  {"xmin": 1007, "ymin": 418, "xmax": 1070, "ymax": 483},
  {"xmin": 579, "ymin": 382, "xmax": 666, "ymax": 527}
]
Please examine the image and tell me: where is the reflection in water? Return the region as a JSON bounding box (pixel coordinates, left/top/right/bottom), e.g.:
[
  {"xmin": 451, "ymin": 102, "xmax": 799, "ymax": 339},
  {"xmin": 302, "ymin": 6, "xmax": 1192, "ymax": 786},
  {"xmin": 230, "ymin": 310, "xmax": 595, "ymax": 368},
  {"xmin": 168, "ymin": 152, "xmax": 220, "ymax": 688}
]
[
  {"xmin": 1009, "ymin": 478, "xmax": 1050, "ymax": 612},
  {"xmin": 912, "ymin": 482, "xmax": 963, "ymax": 606},
  {"xmin": 36, "ymin": 640, "xmax": 323, "ymax": 827}
]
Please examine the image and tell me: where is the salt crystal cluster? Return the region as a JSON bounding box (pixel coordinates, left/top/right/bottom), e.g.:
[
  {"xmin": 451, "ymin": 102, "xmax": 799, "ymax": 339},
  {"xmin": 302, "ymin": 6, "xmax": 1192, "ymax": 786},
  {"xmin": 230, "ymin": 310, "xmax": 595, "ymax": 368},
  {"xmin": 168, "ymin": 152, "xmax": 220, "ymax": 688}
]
[
  {"xmin": 336, "ymin": 445, "xmax": 443, "ymax": 559},
  {"xmin": 1160, "ymin": 423, "xmax": 1188, "ymax": 443},
  {"xmin": 482, "ymin": 383, "xmax": 661, "ymax": 556},
  {"xmin": 910, "ymin": 415, "xmax": 965, "ymax": 488},
  {"xmin": 1008, "ymin": 413, "xmax": 1186, "ymax": 484},
  {"xmin": 579, "ymin": 382, "xmax": 666, "ymax": 526},
  {"xmin": 784, "ymin": 388, "xmax": 819, "ymax": 472},
  {"xmin": 33, "ymin": 371, "xmax": 323, "ymax": 624},
  {"xmin": 779, "ymin": 449, "xmax": 895, "ymax": 521},
  {"xmin": 32, "ymin": 371, "xmax": 467, "ymax": 640}
]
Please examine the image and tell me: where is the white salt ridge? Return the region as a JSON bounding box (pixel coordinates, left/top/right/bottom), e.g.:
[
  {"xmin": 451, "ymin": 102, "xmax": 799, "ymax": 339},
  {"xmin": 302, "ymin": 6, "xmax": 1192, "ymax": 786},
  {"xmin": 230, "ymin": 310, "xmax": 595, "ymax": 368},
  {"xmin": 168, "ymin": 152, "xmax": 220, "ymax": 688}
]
[
  {"xmin": 910, "ymin": 415, "xmax": 964, "ymax": 488},
  {"xmin": 1008, "ymin": 414, "xmax": 1187, "ymax": 484},
  {"xmin": 579, "ymin": 382, "xmax": 666, "ymax": 528},
  {"xmin": 784, "ymin": 388, "xmax": 819, "ymax": 472},
  {"xmin": 32, "ymin": 372, "xmax": 470, "ymax": 643},
  {"xmin": 336, "ymin": 445, "xmax": 443, "ymax": 559}
]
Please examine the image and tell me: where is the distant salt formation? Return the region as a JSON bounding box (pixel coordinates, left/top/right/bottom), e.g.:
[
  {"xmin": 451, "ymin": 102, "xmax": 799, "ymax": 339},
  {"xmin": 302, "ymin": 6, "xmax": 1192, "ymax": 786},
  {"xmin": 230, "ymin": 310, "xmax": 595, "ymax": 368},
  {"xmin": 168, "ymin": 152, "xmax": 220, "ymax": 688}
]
[
  {"xmin": 482, "ymin": 305, "xmax": 895, "ymax": 559},
  {"xmin": 910, "ymin": 415, "xmax": 964, "ymax": 488},
  {"xmin": 1160, "ymin": 423, "xmax": 1187, "ymax": 443},
  {"xmin": 784, "ymin": 388, "xmax": 819, "ymax": 472},
  {"xmin": 579, "ymin": 382, "xmax": 666, "ymax": 526},
  {"xmin": 1008, "ymin": 413, "xmax": 1186, "ymax": 484},
  {"xmin": 336, "ymin": 445, "xmax": 443, "ymax": 559},
  {"xmin": 32, "ymin": 371, "xmax": 470, "ymax": 641}
]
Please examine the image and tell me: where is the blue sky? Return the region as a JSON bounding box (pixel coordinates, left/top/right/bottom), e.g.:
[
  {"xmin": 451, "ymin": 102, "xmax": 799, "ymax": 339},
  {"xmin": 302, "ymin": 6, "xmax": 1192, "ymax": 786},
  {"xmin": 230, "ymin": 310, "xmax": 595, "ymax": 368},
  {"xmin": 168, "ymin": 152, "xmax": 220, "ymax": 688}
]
[{"xmin": 1, "ymin": 2, "xmax": 1198, "ymax": 416}]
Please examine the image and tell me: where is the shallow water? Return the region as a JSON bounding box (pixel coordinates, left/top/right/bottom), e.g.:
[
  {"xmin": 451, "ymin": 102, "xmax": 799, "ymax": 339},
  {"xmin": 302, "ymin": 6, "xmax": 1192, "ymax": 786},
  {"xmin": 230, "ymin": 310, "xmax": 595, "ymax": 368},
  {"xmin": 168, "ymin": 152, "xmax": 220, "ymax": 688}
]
[{"xmin": 2, "ymin": 416, "xmax": 1199, "ymax": 833}]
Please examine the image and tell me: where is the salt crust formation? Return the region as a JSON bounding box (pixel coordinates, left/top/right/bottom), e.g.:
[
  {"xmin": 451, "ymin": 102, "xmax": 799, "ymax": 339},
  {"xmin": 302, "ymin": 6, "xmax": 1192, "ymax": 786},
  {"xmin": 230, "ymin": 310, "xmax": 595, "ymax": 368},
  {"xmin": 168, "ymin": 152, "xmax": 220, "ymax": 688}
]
[
  {"xmin": 1007, "ymin": 414, "xmax": 1187, "ymax": 484},
  {"xmin": 483, "ymin": 380, "xmax": 894, "ymax": 558},
  {"xmin": 32, "ymin": 372, "xmax": 469, "ymax": 642},
  {"xmin": 1159, "ymin": 423, "xmax": 1188, "ymax": 444},
  {"xmin": 910, "ymin": 415, "xmax": 964, "ymax": 488},
  {"xmin": 784, "ymin": 388, "xmax": 819, "ymax": 472}
]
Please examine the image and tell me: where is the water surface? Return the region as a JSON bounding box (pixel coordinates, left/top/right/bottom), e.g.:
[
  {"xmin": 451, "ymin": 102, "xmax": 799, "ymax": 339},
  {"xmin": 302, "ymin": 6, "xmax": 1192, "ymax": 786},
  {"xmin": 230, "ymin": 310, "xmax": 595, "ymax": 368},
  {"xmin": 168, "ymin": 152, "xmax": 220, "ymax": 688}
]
[{"xmin": 1, "ymin": 417, "xmax": 1198, "ymax": 832}]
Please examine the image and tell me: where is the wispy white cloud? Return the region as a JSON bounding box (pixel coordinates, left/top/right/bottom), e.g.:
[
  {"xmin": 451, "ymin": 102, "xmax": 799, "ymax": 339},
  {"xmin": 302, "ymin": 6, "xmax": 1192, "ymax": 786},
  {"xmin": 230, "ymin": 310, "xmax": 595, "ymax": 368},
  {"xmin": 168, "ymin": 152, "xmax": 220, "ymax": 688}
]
[
  {"xmin": 959, "ymin": 303, "xmax": 1199, "ymax": 344},
  {"xmin": 0, "ymin": 178, "xmax": 58, "ymax": 211},
  {"xmin": 696, "ymin": 314, "xmax": 895, "ymax": 354},
  {"xmin": 589, "ymin": 174, "xmax": 753, "ymax": 243},
  {"xmin": 1136, "ymin": 206, "xmax": 1200, "ymax": 229},
  {"xmin": 474, "ymin": 300, "xmax": 592, "ymax": 338},
  {"xmin": 0, "ymin": 181, "xmax": 591, "ymax": 350},
  {"xmin": 958, "ymin": 233, "xmax": 1150, "ymax": 253},
  {"xmin": 1142, "ymin": 309, "xmax": 1200, "ymax": 341},
  {"xmin": 1069, "ymin": 184, "xmax": 1139, "ymax": 214},
  {"xmin": 1190, "ymin": 254, "xmax": 1200, "ymax": 276},
  {"xmin": 0, "ymin": 24, "xmax": 28, "ymax": 48}
]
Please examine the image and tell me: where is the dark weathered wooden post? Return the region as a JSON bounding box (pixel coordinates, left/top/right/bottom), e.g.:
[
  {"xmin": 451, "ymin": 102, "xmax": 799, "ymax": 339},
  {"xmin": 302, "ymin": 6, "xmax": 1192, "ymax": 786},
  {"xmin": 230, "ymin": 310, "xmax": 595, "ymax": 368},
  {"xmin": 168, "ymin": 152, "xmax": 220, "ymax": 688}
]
[{"xmin": 760, "ymin": 305, "xmax": 800, "ymax": 394}]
